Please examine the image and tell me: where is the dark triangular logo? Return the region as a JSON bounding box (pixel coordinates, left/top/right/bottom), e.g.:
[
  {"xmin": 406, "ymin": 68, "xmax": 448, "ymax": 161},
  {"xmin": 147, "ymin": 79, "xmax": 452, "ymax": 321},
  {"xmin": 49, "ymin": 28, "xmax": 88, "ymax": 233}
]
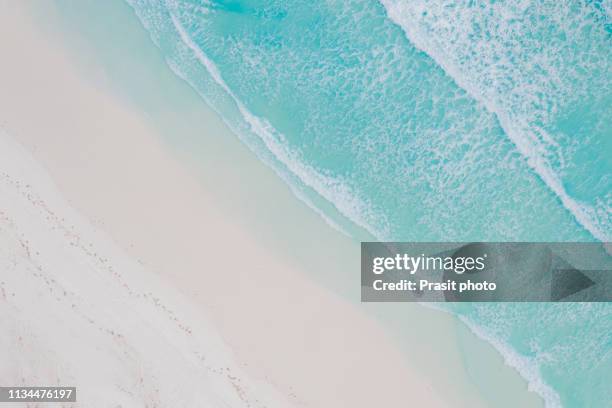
[{"xmin": 551, "ymin": 269, "xmax": 595, "ymax": 301}]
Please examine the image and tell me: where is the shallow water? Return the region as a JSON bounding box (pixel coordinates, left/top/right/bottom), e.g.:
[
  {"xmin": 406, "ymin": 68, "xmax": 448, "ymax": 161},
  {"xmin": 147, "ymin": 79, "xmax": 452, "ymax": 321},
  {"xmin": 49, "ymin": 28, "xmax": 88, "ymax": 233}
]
[{"xmin": 125, "ymin": 0, "xmax": 611, "ymax": 406}]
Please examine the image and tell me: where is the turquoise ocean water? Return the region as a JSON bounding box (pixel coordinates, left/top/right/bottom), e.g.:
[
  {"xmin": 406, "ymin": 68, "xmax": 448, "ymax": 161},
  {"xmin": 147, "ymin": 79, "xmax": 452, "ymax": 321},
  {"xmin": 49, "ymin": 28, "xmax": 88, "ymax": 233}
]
[{"xmin": 124, "ymin": 0, "xmax": 611, "ymax": 406}]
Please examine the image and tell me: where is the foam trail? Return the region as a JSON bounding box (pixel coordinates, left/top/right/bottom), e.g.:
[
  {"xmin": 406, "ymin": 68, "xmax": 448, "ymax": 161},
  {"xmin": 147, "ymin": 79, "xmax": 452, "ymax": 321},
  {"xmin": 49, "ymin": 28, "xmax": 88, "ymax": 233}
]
[
  {"xmin": 458, "ymin": 316, "xmax": 562, "ymax": 408},
  {"xmin": 166, "ymin": 59, "xmax": 353, "ymax": 239},
  {"xmin": 379, "ymin": 0, "xmax": 611, "ymax": 243},
  {"xmin": 166, "ymin": 9, "xmax": 390, "ymax": 240}
]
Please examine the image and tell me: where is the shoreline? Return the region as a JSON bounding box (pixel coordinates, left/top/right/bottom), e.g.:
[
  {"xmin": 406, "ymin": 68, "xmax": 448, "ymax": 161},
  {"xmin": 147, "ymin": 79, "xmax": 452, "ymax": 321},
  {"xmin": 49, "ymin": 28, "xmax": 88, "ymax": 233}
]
[{"xmin": 1, "ymin": 1, "xmax": 544, "ymax": 407}]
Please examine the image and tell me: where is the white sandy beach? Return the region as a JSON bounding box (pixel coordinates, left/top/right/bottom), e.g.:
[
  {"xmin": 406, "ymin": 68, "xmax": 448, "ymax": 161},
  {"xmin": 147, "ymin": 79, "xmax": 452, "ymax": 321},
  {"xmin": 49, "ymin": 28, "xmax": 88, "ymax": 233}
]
[{"xmin": 0, "ymin": 1, "xmax": 544, "ymax": 407}]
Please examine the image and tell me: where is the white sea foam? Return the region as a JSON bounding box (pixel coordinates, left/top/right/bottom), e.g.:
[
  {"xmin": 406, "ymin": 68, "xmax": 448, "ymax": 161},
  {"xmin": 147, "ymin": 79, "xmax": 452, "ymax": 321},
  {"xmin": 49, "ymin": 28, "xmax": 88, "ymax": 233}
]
[
  {"xmin": 458, "ymin": 315, "xmax": 562, "ymax": 408},
  {"xmin": 420, "ymin": 301, "xmax": 562, "ymax": 407},
  {"xmin": 379, "ymin": 0, "xmax": 611, "ymax": 243},
  {"xmin": 275, "ymin": 170, "xmax": 354, "ymax": 238},
  {"xmin": 166, "ymin": 9, "xmax": 391, "ymax": 240},
  {"xmin": 165, "ymin": 58, "xmax": 355, "ymax": 239},
  {"xmin": 128, "ymin": 2, "xmax": 351, "ymax": 237}
]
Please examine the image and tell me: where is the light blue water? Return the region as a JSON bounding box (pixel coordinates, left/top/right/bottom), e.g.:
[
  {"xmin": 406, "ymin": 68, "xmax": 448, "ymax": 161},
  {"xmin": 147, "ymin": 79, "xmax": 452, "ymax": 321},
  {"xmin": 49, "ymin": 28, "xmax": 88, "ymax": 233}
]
[{"xmin": 125, "ymin": 0, "xmax": 611, "ymax": 406}]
